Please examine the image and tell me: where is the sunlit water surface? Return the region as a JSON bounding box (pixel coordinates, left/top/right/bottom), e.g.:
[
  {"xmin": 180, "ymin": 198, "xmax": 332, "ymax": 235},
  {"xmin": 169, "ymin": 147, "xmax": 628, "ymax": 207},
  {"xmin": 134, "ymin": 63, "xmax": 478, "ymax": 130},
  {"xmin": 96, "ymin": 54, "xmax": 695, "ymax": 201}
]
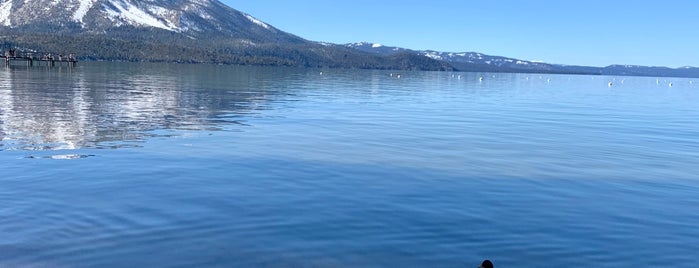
[{"xmin": 1, "ymin": 63, "xmax": 698, "ymax": 267}]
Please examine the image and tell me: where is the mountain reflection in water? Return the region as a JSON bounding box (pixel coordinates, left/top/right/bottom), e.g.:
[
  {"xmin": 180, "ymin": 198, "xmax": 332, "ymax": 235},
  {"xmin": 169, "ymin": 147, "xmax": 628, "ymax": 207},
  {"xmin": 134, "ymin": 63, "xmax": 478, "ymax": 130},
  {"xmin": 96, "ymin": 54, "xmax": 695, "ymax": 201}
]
[{"xmin": 0, "ymin": 63, "xmax": 295, "ymax": 151}]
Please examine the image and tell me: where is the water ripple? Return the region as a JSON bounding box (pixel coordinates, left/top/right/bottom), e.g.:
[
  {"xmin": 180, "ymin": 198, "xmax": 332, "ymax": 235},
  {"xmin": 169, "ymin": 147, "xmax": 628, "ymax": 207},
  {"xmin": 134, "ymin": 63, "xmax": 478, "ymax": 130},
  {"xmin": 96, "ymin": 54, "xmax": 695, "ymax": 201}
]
[{"xmin": 2, "ymin": 64, "xmax": 699, "ymax": 267}]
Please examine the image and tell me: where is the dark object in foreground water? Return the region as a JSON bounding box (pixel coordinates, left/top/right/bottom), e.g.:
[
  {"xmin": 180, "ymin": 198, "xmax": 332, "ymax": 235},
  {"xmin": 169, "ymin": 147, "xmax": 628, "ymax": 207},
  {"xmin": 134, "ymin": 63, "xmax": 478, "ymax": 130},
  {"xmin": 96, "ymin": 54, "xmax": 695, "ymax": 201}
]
[{"xmin": 479, "ymin": 259, "xmax": 494, "ymax": 268}]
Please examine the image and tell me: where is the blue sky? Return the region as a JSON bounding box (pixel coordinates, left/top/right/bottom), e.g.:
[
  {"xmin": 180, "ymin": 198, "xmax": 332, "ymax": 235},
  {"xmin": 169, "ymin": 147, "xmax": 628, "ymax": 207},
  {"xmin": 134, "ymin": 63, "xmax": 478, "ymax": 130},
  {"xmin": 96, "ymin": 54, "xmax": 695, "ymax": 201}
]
[{"xmin": 222, "ymin": 0, "xmax": 698, "ymax": 67}]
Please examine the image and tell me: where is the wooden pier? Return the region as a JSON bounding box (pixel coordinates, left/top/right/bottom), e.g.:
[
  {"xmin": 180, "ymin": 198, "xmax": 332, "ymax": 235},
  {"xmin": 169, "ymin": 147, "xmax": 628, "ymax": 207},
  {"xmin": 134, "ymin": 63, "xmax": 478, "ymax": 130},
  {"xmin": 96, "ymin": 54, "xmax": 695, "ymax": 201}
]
[{"xmin": 2, "ymin": 49, "xmax": 78, "ymax": 68}]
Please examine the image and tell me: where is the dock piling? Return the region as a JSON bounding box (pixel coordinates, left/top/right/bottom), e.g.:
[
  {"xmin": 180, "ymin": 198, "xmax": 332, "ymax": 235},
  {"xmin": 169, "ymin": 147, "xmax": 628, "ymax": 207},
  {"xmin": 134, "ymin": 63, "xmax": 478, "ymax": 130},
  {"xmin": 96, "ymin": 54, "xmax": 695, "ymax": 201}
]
[{"xmin": 2, "ymin": 50, "xmax": 77, "ymax": 68}]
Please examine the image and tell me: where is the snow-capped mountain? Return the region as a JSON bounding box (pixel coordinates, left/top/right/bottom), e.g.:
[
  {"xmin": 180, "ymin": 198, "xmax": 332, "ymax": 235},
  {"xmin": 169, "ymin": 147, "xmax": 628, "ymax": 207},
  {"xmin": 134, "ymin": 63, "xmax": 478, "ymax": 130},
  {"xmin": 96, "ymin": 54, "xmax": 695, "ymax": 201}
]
[
  {"xmin": 0, "ymin": 0, "xmax": 304, "ymax": 43},
  {"xmin": 346, "ymin": 42, "xmax": 699, "ymax": 77},
  {"xmin": 419, "ymin": 50, "xmax": 554, "ymax": 70},
  {"xmin": 346, "ymin": 42, "xmax": 561, "ymax": 73},
  {"xmin": 0, "ymin": 2, "xmax": 451, "ymax": 70}
]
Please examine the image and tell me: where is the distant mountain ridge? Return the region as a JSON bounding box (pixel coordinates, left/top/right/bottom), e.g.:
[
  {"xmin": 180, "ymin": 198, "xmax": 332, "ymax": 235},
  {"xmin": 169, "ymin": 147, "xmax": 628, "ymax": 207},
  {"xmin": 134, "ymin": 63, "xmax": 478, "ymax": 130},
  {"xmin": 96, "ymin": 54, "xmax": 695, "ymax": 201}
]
[{"xmin": 347, "ymin": 42, "xmax": 699, "ymax": 78}]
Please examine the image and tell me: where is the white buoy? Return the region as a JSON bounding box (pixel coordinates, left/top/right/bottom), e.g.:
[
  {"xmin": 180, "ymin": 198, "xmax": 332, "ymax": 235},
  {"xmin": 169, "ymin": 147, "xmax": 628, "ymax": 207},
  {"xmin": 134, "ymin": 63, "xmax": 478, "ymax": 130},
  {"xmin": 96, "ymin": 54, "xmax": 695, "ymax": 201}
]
[
  {"xmin": 320, "ymin": 71, "xmax": 323, "ymax": 75},
  {"xmin": 608, "ymin": 82, "xmax": 613, "ymax": 87},
  {"xmin": 669, "ymin": 82, "xmax": 673, "ymax": 87},
  {"xmin": 547, "ymin": 78, "xmax": 551, "ymax": 83},
  {"xmin": 479, "ymin": 76, "xmax": 483, "ymax": 81}
]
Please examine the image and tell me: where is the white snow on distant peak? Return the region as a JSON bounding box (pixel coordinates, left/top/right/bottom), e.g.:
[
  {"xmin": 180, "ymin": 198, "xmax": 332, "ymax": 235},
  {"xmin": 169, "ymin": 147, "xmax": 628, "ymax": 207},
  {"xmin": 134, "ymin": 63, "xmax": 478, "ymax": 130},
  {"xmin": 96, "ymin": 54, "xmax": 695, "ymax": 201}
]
[
  {"xmin": 423, "ymin": 52, "xmax": 443, "ymax": 60},
  {"xmin": 0, "ymin": 0, "xmax": 12, "ymax": 27},
  {"xmin": 72, "ymin": 0, "xmax": 97, "ymax": 24},
  {"xmin": 104, "ymin": 1, "xmax": 177, "ymax": 31},
  {"xmin": 244, "ymin": 14, "xmax": 269, "ymax": 29},
  {"xmin": 372, "ymin": 43, "xmax": 383, "ymax": 48}
]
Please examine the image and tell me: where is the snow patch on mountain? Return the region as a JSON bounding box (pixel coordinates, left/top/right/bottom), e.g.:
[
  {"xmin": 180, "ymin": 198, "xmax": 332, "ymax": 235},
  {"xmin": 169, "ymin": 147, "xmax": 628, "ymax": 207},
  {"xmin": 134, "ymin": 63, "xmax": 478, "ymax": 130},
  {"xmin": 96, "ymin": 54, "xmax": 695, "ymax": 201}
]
[
  {"xmin": 72, "ymin": 0, "xmax": 97, "ymax": 24},
  {"xmin": 244, "ymin": 14, "xmax": 269, "ymax": 29},
  {"xmin": 349, "ymin": 42, "xmax": 368, "ymax": 46},
  {"xmin": 0, "ymin": 0, "xmax": 12, "ymax": 26},
  {"xmin": 104, "ymin": 1, "xmax": 177, "ymax": 31},
  {"xmin": 372, "ymin": 43, "xmax": 383, "ymax": 48},
  {"xmin": 180, "ymin": 2, "xmax": 212, "ymax": 21},
  {"xmin": 148, "ymin": 5, "xmax": 179, "ymax": 24},
  {"xmin": 189, "ymin": 0, "xmax": 212, "ymax": 7},
  {"xmin": 423, "ymin": 52, "xmax": 443, "ymax": 60}
]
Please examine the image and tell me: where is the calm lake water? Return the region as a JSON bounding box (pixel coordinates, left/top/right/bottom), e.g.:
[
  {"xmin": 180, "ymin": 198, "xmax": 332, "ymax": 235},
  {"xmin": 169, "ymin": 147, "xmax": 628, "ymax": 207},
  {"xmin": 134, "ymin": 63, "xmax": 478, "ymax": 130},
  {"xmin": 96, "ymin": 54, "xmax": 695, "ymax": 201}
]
[{"xmin": 1, "ymin": 63, "xmax": 698, "ymax": 267}]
